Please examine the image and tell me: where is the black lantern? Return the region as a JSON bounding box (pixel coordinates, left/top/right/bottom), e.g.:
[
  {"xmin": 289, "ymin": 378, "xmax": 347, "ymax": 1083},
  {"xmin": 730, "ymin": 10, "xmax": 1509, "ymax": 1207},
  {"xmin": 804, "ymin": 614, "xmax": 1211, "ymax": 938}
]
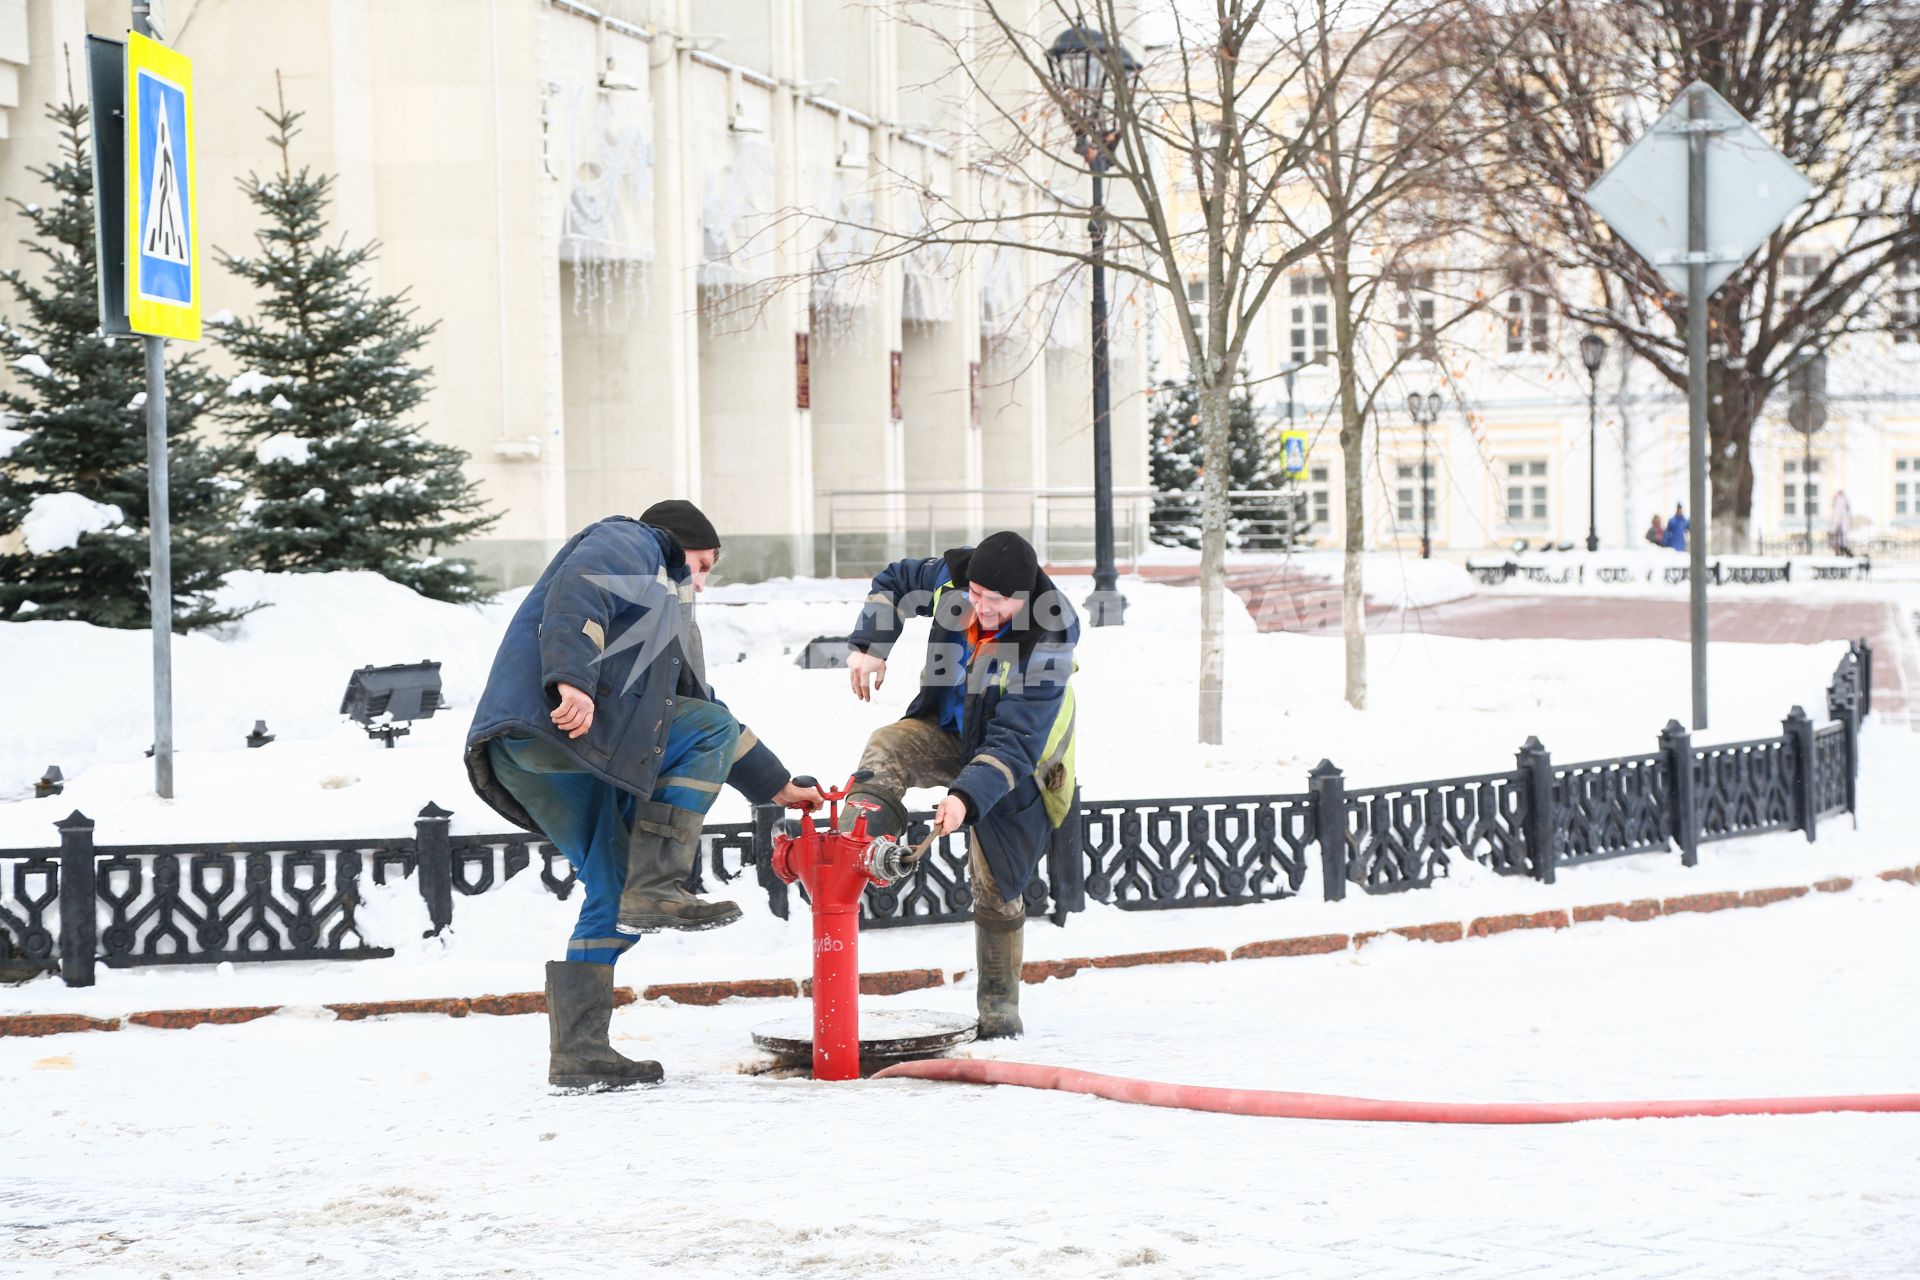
[
  {"xmin": 1046, "ymin": 24, "xmax": 1141, "ymax": 626},
  {"xmin": 1580, "ymin": 332, "xmax": 1606, "ymax": 551},
  {"xmin": 1407, "ymin": 393, "xmax": 1443, "ymax": 559}
]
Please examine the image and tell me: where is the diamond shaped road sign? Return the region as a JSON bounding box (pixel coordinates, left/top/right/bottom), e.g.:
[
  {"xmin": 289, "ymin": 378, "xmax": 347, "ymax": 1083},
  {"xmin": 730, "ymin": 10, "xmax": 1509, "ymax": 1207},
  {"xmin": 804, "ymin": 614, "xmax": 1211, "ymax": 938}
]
[{"xmin": 1583, "ymin": 80, "xmax": 1813, "ymax": 297}]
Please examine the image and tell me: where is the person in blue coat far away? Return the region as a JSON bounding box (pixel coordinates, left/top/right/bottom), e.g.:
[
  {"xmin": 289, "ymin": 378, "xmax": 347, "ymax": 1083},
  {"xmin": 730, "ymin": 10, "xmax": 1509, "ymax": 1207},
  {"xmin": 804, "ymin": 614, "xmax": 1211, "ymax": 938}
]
[
  {"xmin": 842, "ymin": 531, "xmax": 1080, "ymax": 1040},
  {"xmin": 1662, "ymin": 503, "xmax": 1690, "ymax": 551},
  {"xmin": 465, "ymin": 500, "xmax": 823, "ymax": 1092}
]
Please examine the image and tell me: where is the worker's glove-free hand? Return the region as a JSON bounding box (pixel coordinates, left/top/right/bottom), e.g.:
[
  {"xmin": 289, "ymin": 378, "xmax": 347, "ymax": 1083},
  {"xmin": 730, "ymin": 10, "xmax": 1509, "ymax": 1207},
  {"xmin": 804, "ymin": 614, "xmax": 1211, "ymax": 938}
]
[
  {"xmin": 848, "ymin": 651, "xmax": 887, "ymax": 702},
  {"xmin": 551, "ymin": 683, "xmax": 594, "ymax": 738}
]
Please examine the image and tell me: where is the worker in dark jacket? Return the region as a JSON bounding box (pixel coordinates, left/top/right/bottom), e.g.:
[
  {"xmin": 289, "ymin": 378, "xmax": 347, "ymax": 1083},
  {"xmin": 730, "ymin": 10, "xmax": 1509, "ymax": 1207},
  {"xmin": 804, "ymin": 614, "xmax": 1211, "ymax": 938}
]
[
  {"xmin": 842, "ymin": 531, "xmax": 1078, "ymax": 1039},
  {"xmin": 466, "ymin": 501, "xmax": 820, "ymax": 1091}
]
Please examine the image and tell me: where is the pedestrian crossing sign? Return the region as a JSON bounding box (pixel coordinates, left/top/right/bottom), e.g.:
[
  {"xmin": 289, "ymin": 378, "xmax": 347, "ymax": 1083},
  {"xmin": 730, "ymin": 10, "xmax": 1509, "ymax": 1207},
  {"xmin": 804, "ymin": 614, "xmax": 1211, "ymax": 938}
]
[
  {"xmin": 125, "ymin": 32, "xmax": 198, "ymax": 341},
  {"xmin": 1280, "ymin": 430, "xmax": 1308, "ymax": 478}
]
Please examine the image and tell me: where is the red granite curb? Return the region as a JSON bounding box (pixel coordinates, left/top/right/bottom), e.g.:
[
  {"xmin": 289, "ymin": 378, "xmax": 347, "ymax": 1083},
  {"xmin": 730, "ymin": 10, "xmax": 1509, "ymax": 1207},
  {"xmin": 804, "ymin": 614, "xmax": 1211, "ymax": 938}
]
[
  {"xmin": 1230, "ymin": 933, "xmax": 1349, "ymax": 961},
  {"xmin": 6, "ymin": 865, "xmax": 1908, "ymax": 1039},
  {"xmin": 126, "ymin": 1006, "xmax": 280, "ymax": 1031}
]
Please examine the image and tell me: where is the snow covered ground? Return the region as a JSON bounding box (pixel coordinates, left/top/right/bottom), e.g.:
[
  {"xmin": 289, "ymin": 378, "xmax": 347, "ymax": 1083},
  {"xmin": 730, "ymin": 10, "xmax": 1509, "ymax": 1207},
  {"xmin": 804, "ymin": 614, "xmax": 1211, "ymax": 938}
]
[{"xmin": 3, "ymin": 884, "xmax": 1916, "ymax": 1279}]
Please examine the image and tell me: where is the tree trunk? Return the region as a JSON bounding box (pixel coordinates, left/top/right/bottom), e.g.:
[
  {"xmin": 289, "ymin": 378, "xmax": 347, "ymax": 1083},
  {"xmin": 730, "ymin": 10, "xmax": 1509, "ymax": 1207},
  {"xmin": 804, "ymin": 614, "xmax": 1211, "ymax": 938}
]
[
  {"xmin": 1707, "ymin": 371, "xmax": 1760, "ymax": 554},
  {"xmin": 1196, "ymin": 373, "xmax": 1231, "ymax": 744},
  {"xmin": 1329, "ymin": 253, "xmax": 1366, "ymax": 711}
]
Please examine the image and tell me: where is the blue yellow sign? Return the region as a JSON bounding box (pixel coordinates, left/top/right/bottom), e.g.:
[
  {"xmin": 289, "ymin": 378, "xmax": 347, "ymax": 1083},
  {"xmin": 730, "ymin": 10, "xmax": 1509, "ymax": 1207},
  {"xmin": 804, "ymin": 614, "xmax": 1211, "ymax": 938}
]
[
  {"xmin": 125, "ymin": 32, "xmax": 198, "ymax": 341},
  {"xmin": 1280, "ymin": 430, "xmax": 1308, "ymax": 478}
]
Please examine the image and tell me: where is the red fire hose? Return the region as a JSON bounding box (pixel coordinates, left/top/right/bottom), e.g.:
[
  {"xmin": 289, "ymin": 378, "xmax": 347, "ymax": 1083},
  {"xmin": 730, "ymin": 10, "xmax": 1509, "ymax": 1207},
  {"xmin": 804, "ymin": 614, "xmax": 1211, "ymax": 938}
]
[{"xmin": 873, "ymin": 1059, "xmax": 1920, "ymax": 1124}]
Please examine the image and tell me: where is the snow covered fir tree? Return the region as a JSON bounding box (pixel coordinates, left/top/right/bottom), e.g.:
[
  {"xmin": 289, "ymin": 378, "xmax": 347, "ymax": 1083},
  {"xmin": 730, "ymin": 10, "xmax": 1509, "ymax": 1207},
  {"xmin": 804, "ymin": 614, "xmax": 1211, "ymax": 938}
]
[
  {"xmin": 1148, "ymin": 373, "xmax": 1297, "ymax": 551},
  {"xmin": 0, "ymin": 97, "xmax": 245, "ymax": 630},
  {"xmin": 213, "ymin": 92, "xmax": 493, "ymax": 602}
]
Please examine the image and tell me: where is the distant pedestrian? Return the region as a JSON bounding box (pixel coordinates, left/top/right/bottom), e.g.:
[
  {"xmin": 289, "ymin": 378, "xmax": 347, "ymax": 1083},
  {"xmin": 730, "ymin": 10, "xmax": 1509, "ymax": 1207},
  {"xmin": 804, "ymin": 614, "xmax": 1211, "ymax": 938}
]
[
  {"xmin": 1644, "ymin": 514, "xmax": 1666, "ymax": 547},
  {"xmin": 1662, "ymin": 504, "xmax": 1689, "ymax": 551},
  {"xmin": 1829, "ymin": 489, "xmax": 1853, "ymax": 556}
]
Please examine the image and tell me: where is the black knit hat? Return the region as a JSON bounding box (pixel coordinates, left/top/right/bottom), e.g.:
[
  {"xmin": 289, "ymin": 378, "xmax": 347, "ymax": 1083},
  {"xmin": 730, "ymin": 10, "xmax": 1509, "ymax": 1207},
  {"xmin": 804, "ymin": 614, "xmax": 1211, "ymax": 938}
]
[
  {"xmin": 967, "ymin": 530, "xmax": 1039, "ymax": 597},
  {"xmin": 640, "ymin": 500, "xmax": 720, "ymax": 552}
]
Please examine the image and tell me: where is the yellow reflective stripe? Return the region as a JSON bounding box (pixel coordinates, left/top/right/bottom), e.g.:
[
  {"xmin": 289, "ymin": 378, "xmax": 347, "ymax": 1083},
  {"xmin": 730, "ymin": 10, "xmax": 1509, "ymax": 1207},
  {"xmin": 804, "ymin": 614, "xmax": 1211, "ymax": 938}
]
[
  {"xmin": 866, "ymin": 591, "xmax": 902, "ymax": 618},
  {"xmin": 733, "ymin": 725, "xmax": 759, "ymax": 762},
  {"xmin": 1039, "ymin": 689, "xmax": 1077, "ymax": 773},
  {"xmin": 971, "ymin": 753, "xmax": 1018, "ymax": 791},
  {"xmin": 582, "ymin": 619, "xmax": 606, "ymax": 653},
  {"xmin": 656, "ymin": 775, "xmax": 723, "ymax": 795}
]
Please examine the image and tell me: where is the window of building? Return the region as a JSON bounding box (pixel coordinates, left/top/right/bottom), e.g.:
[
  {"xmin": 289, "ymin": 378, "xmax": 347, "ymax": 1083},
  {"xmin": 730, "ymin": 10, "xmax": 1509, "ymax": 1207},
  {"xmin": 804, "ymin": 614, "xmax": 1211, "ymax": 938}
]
[
  {"xmin": 1395, "ymin": 270, "xmax": 1437, "ymax": 359},
  {"xmin": 1186, "ymin": 275, "xmax": 1208, "ymax": 305},
  {"xmin": 1895, "ymin": 456, "xmax": 1917, "ymax": 522},
  {"xmin": 1894, "ymin": 258, "xmax": 1920, "ymax": 344},
  {"xmin": 1395, "ymin": 461, "xmax": 1436, "ymax": 526},
  {"xmin": 1780, "ymin": 253, "xmax": 1820, "ymax": 308},
  {"xmin": 1293, "ymin": 463, "xmax": 1332, "ymax": 533},
  {"xmin": 1288, "ymin": 274, "xmax": 1330, "ymax": 365},
  {"xmin": 1783, "ymin": 456, "xmax": 1821, "ymax": 519},
  {"xmin": 1505, "ymin": 459, "xmax": 1549, "ymax": 525},
  {"xmin": 1897, "ymin": 96, "xmax": 1920, "ymax": 148},
  {"xmin": 1504, "ymin": 266, "xmax": 1551, "ymax": 355}
]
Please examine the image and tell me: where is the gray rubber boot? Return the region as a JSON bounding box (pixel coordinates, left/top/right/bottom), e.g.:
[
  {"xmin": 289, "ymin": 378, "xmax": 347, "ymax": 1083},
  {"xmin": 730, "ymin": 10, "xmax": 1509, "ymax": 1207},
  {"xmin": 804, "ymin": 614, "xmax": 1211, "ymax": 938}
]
[
  {"xmin": 974, "ymin": 915, "xmax": 1025, "ymax": 1040},
  {"xmin": 546, "ymin": 960, "xmax": 663, "ymax": 1091},
  {"xmin": 616, "ymin": 802, "xmax": 741, "ymax": 935}
]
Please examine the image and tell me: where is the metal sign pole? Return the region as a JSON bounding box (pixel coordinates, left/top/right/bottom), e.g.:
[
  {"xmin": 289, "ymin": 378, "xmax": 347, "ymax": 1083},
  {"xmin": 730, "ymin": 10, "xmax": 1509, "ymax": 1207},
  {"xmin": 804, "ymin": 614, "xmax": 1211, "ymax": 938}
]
[
  {"xmin": 132, "ymin": 0, "xmax": 173, "ymax": 797},
  {"xmin": 1686, "ymin": 86, "xmax": 1710, "ymax": 732}
]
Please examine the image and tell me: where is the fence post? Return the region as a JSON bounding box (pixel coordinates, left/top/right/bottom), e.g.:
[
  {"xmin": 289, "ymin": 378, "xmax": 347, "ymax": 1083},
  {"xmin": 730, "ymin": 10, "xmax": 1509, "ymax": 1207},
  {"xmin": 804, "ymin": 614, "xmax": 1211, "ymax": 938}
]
[
  {"xmin": 1856, "ymin": 638, "xmax": 1873, "ymax": 720},
  {"xmin": 1783, "ymin": 705, "xmax": 1816, "ymax": 843},
  {"xmin": 1046, "ymin": 786, "xmax": 1086, "ymax": 926},
  {"xmin": 1839, "ymin": 699, "xmax": 1860, "ymax": 826},
  {"xmin": 1659, "ymin": 720, "xmax": 1699, "ymax": 868},
  {"xmin": 1515, "ymin": 737, "xmax": 1557, "ymax": 884},
  {"xmin": 414, "ymin": 803, "xmax": 454, "ymax": 937},
  {"xmin": 1309, "ymin": 760, "xmax": 1347, "ymax": 902},
  {"xmin": 56, "ymin": 810, "xmax": 96, "ymax": 988},
  {"xmin": 752, "ymin": 803, "xmax": 789, "ymax": 920}
]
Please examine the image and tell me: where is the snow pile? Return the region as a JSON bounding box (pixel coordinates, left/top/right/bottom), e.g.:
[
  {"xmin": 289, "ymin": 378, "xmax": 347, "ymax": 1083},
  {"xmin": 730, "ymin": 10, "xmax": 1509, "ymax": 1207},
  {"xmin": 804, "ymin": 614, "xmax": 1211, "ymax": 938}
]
[
  {"xmin": 20, "ymin": 492, "xmax": 124, "ymax": 554},
  {"xmin": 0, "ymin": 423, "xmax": 26, "ymax": 459},
  {"xmin": 11, "ymin": 353, "xmax": 51, "ymax": 379},
  {"xmin": 255, "ymin": 433, "xmax": 312, "ymax": 466},
  {"xmin": 225, "ymin": 369, "xmax": 280, "ymax": 397}
]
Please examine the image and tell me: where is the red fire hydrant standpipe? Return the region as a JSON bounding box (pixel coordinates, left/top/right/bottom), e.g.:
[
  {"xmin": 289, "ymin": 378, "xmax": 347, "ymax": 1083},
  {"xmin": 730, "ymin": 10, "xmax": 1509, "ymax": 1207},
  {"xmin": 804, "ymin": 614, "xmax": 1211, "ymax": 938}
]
[
  {"xmin": 769, "ymin": 777, "xmax": 922, "ymax": 1081},
  {"xmin": 874, "ymin": 1059, "xmax": 1920, "ymax": 1124}
]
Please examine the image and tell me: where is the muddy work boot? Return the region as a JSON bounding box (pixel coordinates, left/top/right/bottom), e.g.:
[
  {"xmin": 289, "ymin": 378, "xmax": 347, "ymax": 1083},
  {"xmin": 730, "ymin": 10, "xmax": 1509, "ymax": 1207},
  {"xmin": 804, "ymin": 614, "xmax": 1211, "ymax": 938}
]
[
  {"xmin": 974, "ymin": 915, "xmax": 1026, "ymax": 1040},
  {"xmin": 616, "ymin": 803, "xmax": 741, "ymax": 935},
  {"xmin": 546, "ymin": 960, "xmax": 662, "ymax": 1092},
  {"xmin": 838, "ymin": 780, "xmax": 910, "ymax": 840}
]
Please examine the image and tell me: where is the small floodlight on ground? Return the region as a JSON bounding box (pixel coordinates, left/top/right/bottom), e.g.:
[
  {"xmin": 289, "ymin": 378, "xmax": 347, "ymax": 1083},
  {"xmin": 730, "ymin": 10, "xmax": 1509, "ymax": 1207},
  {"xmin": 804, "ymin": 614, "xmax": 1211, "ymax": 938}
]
[
  {"xmin": 340, "ymin": 661, "xmax": 444, "ymax": 748},
  {"xmin": 246, "ymin": 720, "xmax": 275, "ymax": 749},
  {"xmin": 35, "ymin": 765, "xmax": 63, "ymax": 798}
]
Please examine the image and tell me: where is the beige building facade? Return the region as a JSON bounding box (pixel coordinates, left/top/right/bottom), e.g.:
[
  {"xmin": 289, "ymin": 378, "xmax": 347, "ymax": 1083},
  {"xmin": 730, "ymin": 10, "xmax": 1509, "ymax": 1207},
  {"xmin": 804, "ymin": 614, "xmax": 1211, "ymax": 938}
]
[{"xmin": 0, "ymin": 0, "xmax": 1152, "ymax": 586}]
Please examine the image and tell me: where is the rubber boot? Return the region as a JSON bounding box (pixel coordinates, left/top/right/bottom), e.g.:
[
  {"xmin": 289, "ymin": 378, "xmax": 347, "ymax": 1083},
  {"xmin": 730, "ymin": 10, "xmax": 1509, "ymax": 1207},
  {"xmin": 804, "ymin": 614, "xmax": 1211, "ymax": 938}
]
[
  {"xmin": 974, "ymin": 915, "xmax": 1025, "ymax": 1039},
  {"xmin": 616, "ymin": 802, "xmax": 741, "ymax": 934},
  {"xmin": 546, "ymin": 960, "xmax": 663, "ymax": 1091},
  {"xmin": 839, "ymin": 783, "xmax": 909, "ymax": 839}
]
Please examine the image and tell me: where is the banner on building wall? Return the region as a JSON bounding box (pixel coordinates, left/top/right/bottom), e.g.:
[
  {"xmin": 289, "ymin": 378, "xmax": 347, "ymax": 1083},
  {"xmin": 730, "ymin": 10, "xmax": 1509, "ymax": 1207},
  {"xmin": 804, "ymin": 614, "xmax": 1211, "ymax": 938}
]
[
  {"xmin": 125, "ymin": 31, "xmax": 199, "ymax": 342},
  {"xmin": 796, "ymin": 333, "xmax": 811, "ymax": 410},
  {"xmin": 970, "ymin": 361, "xmax": 981, "ymax": 427},
  {"xmin": 890, "ymin": 351, "xmax": 903, "ymax": 421}
]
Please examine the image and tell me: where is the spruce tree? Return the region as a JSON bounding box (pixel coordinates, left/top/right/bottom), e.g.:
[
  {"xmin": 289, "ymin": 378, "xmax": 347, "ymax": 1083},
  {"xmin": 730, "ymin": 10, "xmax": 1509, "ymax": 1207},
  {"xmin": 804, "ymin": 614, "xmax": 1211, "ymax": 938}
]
[
  {"xmin": 1148, "ymin": 372, "xmax": 1295, "ymax": 550},
  {"xmin": 213, "ymin": 91, "xmax": 494, "ymax": 602},
  {"xmin": 0, "ymin": 95, "xmax": 244, "ymax": 629}
]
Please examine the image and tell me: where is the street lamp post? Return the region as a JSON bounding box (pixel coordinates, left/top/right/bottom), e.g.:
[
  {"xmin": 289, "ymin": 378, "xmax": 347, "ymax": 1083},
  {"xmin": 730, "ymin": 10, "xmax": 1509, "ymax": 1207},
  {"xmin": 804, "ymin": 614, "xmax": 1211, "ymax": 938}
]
[
  {"xmin": 1407, "ymin": 392, "xmax": 1441, "ymax": 559},
  {"xmin": 1048, "ymin": 24, "xmax": 1139, "ymax": 627},
  {"xmin": 1580, "ymin": 332, "xmax": 1607, "ymax": 553}
]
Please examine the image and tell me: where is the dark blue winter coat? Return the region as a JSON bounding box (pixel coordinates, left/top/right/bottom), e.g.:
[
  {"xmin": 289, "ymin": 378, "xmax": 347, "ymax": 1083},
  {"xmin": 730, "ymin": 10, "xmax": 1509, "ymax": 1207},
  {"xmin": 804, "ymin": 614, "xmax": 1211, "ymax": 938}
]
[
  {"xmin": 849, "ymin": 550, "xmax": 1079, "ymax": 897},
  {"xmin": 465, "ymin": 517, "xmax": 788, "ymax": 834},
  {"xmin": 1662, "ymin": 513, "xmax": 1690, "ymax": 550}
]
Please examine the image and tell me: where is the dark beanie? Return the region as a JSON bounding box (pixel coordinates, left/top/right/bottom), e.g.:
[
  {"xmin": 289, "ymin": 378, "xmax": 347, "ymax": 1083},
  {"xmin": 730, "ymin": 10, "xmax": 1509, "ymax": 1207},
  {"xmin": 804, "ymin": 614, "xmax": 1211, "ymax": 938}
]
[
  {"xmin": 967, "ymin": 530, "xmax": 1039, "ymax": 596},
  {"xmin": 640, "ymin": 500, "xmax": 720, "ymax": 552}
]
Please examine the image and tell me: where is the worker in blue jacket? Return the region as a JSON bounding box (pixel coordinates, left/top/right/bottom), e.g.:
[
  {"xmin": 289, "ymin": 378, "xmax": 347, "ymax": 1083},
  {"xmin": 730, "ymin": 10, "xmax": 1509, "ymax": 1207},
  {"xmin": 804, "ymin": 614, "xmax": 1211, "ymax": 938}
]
[
  {"xmin": 843, "ymin": 531, "xmax": 1078, "ymax": 1038},
  {"xmin": 466, "ymin": 501, "xmax": 820, "ymax": 1091}
]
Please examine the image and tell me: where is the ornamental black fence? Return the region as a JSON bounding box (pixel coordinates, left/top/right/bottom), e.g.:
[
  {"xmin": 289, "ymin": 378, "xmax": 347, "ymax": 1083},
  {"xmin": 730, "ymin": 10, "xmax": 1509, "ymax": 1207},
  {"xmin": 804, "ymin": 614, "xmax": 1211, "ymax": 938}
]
[
  {"xmin": 1467, "ymin": 558, "xmax": 1873, "ymax": 587},
  {"xmin": 3, "ymin": 642, "xmax": 1872, "ymax": 988}
]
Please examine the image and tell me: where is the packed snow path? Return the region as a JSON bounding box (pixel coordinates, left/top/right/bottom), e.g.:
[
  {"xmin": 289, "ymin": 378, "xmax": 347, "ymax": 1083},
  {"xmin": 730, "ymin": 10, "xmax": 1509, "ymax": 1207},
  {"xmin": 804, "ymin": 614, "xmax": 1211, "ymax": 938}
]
[{"xmin": 5, "ymin": 887, "xmax": 1916, "ymax": 1278}]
